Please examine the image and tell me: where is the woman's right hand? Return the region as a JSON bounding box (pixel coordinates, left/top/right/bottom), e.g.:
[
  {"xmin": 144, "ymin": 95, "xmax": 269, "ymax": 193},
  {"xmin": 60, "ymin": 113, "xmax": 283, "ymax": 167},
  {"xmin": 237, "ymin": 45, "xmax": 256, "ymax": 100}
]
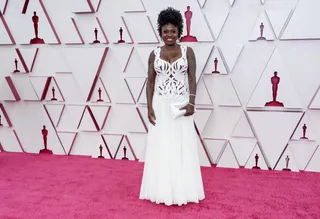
[{"xmin": 148, "ymin": 108, "xmax": 156, "ymax": 126}]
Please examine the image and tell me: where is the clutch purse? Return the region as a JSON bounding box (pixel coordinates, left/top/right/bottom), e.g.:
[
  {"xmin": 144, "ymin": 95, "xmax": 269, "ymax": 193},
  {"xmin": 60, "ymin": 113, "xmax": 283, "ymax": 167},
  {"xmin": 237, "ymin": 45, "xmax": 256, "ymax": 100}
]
[{"xmin": 170, "ymin": 100, "xmax": 189, "ymax": 119}]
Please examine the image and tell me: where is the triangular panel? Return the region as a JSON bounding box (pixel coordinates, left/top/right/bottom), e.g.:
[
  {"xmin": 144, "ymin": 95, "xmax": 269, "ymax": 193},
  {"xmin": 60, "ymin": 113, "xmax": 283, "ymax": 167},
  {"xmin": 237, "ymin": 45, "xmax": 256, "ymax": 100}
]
[
  {"xmin": 247, "ymin": 48, "xmax": 302, "ymax": 109},
  {"xmin": 249, "ymin": 12, "xmax": 275, "ymax": 41},
  {"xmin": 44, "ymin": 78, "xmax": 64, "ymax": 102},
  {"xmin": 74, "ymin": 16, "xmax": 108, "ymax": 44},
  {"xmin": 102, "ymin": 105, "xmax": 146, "ymax": 134},
  {"xmin": 309, "ymin": 86, "xmax": 320, "ymax": 109},
  {"xmin": 195, "ymin": 78, "xmax": 213, "ymax": 106},
  {"xmin": 230, "ymin": 137, "xmax": 257, "ymax": 167},
  {"xmin": 5, "ymin": 0, "xmax": 59, "ymax": 44},
  {"xmin": 92, "ymin": 0, "xmax": 102, "ymax": 11},
  {"xmin": 204, "ymin": 11, "xmax": 229, "ymax": 40},
  {"xmin": 124, "ymin": 0, "xmax": 146, "ymax": 12},
  {"xmin": 57, "ymin": 132, "xmax": 77, "ymax": 155},
  {"xmin": 232, "ymin": 112, "xmax": 255, "ymax": 138},
  {"xmin": 247, "ymin": 111, "xmax": 303, "ymax": 168},
  {"xmin": 123, "ymin": 14, "xmax": 158, "ymax": 43},
  {"xmin": 203, "ymin": 46, "xmax": 228, "ymax": 75},
  {"xmin": 203, "ymin": 74, "xmax": 241, "ymax": 107},
  {"xmin": 127, "ymin": 133, "xmax": 147, "ymax": 161},
  {"xmin": 219, "ymin": 43, "xmax": 243, "ymax": 73},
  {"xmin": 57, "ymin": 105, "xmax": 85, "ymax": 132},
  {"xmin": 89, "ymin": 105, "xmax": 110, "ymax": 130},
  {"xmin": 91, "ymin": 140, "xmax": 113, "ymax": 159},
  {"xmin": 180, "ymin": 43, "xmax": 214, "ymax": 82},
  {"xmin": 124, "ymin": 48, "xmax": 147, "ymax": 77},
  {"xmin": 44, "ymin": 104, "xmax": 64, "ymax": 127},
  {"xmin": 126, "ymin": 78, "xmax": 146, "ymax": 103},
  {"xmin": 0, "ymin": 104, "xmax": 11, "ymax": 127},
  {"xmin": 111, "ymin": 46, "xmax": 134, "ymax": 73},
  {"xmin": 0, "ymin": 12, "xmax": 14, "ymax": 45},
  {"xmin": 291, "ymin": 114, "xmax": 317, "ymax": 141},
  {"xmin": 203, "ymin": 138, "xmax": 226, "ymax": 164},
  {"xmin": 288, "ymin": 140, "xmax": 318, "ymax": 171},
  {"xmin": 70, "ymin": 132, "xmax": 103, "ymax": 156},
  {"xmin": 135, "ymin": 46, "xmax": 156, "ymax": 73},
  {"xmin": 202, "ymin": 107, "xmax": 242, "ymax": 139},
  {"xmin": 63, "ymin": 47, "xmax": 108, "ymax": 101},
  {"xmin": 281, "ymin": 0, "xmax": 320, "ymax": 40},
  {"xmin": 305, "ymin": 146, "xmax": 320, "ymax": 173},
  {"xmin": 216, "ymin": 142, "xmax": 239, "ymax": 168},
  {"xmin": 89, "ymin": 78, "xmax": 111, "ymax": 103},
  {"xmin": 114, "ymin": 136, "xmax": 136, "ymax": 161},
  {"xmin": 10, "ymin": 75, "xmax": 39, "ymax": 101},
  {"xmin": 0, "ymin": 77, "xmax": 17, "ymax": 101},
  {"xmin": 78, "ymin": 106, "xmax": 98, "ymax": 132},
  {"xmin": 193, "ymin": 109, "xmax": 213, "ymax": 134},
  {"xmin": 274, "ymin": 148, "xmax": 299, "ymax": 172},
  {"xmin": 231, "ymin": 43, "xmax": 275, "ymax": 106},
  {"xmin": 266, "ymin": 9, "xmax": 291, "ymax": 38},
  {"xmin": 0, "ymin": 129, "xmax": 23, "ymax": 152},
  {"xmin": 29, "ymin": 76, "xmax": 48, "ymax": 100},
  {"xmin": 245, "ymin": 144, "xmax": 269, "ymax": 170},
  {"xmin": 196, "ymin": 135, "xmax": 212, "ymax": 167},
  {"xmin": 102, "ymin": 134, "xmax": 123, "ymax": 158},
  {"xmin": 54, "ymin": 73, "xmax": 86, "ymax": 103},
  {"xmin": 15, "ymin": 48, "xmax": 38, "ymax": 73}
]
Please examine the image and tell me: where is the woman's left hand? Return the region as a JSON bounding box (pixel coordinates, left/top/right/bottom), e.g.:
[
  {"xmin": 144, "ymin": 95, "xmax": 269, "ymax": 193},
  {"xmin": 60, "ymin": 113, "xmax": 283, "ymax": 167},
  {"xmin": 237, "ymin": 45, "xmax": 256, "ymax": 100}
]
[{"xmin": 180, "ymin": 103, "xmax": 195, "ymax": 116}]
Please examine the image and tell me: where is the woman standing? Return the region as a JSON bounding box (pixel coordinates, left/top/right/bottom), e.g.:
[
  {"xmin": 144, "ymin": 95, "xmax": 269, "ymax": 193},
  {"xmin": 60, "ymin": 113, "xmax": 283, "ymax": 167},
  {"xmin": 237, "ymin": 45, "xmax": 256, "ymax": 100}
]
[{"xmin": 139, "ymin": 7, "xmax": 205, "ymax": 206}]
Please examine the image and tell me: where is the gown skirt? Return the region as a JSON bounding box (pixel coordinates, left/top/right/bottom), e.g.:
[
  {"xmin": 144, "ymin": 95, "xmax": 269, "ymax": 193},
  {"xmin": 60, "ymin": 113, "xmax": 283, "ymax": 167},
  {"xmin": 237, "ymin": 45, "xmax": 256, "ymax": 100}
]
[{"xmin": 139, "ymin": 94, "xmax": 205, "ymax": 206}]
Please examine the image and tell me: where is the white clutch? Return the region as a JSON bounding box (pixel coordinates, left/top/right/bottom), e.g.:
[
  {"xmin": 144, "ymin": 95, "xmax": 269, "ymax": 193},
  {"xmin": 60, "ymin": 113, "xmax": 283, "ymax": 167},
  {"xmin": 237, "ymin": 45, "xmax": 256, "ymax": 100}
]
[{"xmin": 170, "ymin": 100, "xmax": 189, "ymax": 119}]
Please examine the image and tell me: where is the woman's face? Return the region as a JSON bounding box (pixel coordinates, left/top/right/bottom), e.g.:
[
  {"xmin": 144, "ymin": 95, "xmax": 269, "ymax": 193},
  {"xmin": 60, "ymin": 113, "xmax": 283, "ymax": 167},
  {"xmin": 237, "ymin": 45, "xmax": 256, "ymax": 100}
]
[{"xmin": 161, "ymin": 23, "xmax": 179, "ymax": 46}]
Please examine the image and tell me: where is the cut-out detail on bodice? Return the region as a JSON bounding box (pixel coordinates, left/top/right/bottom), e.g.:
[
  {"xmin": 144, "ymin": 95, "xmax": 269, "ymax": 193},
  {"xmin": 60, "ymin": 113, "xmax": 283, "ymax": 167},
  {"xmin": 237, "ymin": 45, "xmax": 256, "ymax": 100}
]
[{"xmin": 153, "ymin": 45, "xmax": 189, "ymax": 99}]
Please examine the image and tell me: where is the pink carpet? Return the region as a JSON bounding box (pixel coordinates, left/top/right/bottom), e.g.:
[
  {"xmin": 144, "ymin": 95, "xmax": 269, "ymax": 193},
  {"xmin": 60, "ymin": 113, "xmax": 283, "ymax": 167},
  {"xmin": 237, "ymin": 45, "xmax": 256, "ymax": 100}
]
[{"xmin": 0, "ymin": 152, "xmax": 319, "ymax": 219}]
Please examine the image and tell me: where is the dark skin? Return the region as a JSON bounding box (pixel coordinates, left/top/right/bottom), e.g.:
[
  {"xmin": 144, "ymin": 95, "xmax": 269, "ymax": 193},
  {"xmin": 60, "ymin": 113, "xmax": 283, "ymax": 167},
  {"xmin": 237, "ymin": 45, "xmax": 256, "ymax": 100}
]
[{"xmin": 147, "ymin": 23, "xmax": 196, "ymax": 126}]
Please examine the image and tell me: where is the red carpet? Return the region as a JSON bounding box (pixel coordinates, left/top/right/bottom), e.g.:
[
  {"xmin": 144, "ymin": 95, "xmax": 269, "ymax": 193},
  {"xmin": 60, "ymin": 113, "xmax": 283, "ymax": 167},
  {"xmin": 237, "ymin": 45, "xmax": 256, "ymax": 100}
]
[{"xmin": 0, "ymin": 152, "xmax": 319, "ymax": 219}]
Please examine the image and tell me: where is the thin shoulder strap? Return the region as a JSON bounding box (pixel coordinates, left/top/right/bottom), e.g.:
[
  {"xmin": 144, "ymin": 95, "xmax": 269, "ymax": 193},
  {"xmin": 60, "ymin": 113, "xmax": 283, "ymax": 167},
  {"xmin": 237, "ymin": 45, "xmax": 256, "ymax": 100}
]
[
  {"xmin": 182, "ymin": 45, "xmax": 188, "ymax": 58},
  {"xmin": 154, "ymin": 46, "xmax": 161, "ymax": 57}
]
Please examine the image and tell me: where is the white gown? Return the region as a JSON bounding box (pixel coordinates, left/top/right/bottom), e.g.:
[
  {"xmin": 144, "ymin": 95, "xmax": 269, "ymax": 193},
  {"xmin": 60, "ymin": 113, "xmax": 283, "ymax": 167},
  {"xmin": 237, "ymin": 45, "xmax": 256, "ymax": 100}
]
[{"xmin": 139, "ymin": 45, "xmax": 205, "ymax": 206}]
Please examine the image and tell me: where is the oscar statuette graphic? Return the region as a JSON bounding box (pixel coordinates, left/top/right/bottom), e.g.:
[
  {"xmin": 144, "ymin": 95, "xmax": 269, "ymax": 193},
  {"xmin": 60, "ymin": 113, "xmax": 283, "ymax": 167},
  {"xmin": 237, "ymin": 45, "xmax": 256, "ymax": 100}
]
[
  {"xmin": 122, "ymin": 145, "xmax": 128, "ymax": 160},
  {"xmin": 252, "ymin": 154, "xmax": 261, "ymax": 169},
  {"xmin": 98, "ymin": 144, "xmax": 104, "ymax": 158},
  {"xmin": 13, "ymin": 59, "xmax": 20, "ymax": 73},
  {"xmin": 179, "ymin": 6, "xmax": 198, "ymax": 42},
  {"xmin": 257, "ymin": 22, "xmax": 266, "ymax": 40},
  {"xmin": 212, "ymin": 58, "xmax": 220, "ymax": 74},
  {"xmin": 39, "ymin": 125, "xmax": 53, "ymax": 154},
  {"xmin": 300, "ymin": 124, "xmax": 308, "ymax": 139},
  {"xmin": 51, "ymin": 87, "xmax": 57, "ymax": 101},
  {"xmin": 117, "ymin": 27, "xmax": 125, "ymax": 43},
  {"xmin": 97, "ymin": 87, "xmax": 103, "ymax": 102},
  {"xmin": 30, "ymin": 11, "xmax": 45, "ymax": 44},
  {"xmin": 282, "ymin": 155, "xmax": 291, "ymax": 171},
  {"xmin": 265, "ymin": 71, "xmax": 284, "ymax": 107},
  {"xmin": 93, "ymin": 28, "xmax": 100, "ymax": 43}
]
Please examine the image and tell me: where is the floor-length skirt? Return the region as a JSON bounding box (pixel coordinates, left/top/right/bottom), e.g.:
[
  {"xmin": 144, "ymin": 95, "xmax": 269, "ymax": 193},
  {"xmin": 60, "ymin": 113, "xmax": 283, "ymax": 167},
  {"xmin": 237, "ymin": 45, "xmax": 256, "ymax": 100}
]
[{"xmin": 139, "ymin": 94, "xmax": 205, "ymax": 206}]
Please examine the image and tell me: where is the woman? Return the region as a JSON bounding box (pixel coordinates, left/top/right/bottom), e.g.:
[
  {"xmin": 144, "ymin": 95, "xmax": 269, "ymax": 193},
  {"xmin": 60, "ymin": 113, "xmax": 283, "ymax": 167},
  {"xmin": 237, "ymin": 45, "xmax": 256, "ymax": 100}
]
[{"xmin": 139, "ymin": 7, "xmax": 205, "ymax": 206}]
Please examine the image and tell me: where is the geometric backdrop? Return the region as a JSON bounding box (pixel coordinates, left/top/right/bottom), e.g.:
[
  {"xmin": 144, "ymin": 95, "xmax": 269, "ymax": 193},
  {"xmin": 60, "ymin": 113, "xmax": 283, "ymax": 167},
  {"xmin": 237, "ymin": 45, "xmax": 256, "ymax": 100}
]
[{"xmin": 1, "ymin": 0, "xmax": 320, "ymax": 173}]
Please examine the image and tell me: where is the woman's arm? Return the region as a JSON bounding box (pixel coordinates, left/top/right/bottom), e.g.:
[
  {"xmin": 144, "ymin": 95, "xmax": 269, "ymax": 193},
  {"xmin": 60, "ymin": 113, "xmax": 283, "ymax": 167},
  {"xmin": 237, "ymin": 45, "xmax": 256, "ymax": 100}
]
[
  {"xmin": 187, "ymin": 46, "xmax": 197, "ymax": 106},
  {"xmin": 180, "ymin": 46, "xmax": 196, "ymax": 116},
  {"xmin": 146, "ymin": 51, "xmax": 156, "ymax": 125}
]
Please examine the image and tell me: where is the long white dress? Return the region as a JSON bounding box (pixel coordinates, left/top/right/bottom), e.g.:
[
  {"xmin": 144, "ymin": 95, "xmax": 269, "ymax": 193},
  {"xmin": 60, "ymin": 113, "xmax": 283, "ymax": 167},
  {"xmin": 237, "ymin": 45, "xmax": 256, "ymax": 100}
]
[{"xmin": 139, "ymin": 45, "xmax": 205, "ymax": 206}]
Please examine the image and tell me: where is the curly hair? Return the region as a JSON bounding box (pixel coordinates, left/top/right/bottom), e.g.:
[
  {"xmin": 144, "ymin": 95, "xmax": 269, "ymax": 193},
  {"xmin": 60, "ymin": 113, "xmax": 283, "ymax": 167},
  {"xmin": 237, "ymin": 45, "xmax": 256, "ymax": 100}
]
[{"xmin": 157, "ymin": 7, "xmax": 184, "ymax": 38}]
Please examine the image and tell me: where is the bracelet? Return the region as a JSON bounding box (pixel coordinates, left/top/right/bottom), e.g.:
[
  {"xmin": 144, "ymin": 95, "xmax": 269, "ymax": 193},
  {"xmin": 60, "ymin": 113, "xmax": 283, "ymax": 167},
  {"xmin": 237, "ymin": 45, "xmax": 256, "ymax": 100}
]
[
  {"xmin": 188, "ymin": 103, "xmax": 195, "ymax": 106},
  {"xmin": 189, "ymin": 94, "xmax": 196, "ymax": 97}
]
